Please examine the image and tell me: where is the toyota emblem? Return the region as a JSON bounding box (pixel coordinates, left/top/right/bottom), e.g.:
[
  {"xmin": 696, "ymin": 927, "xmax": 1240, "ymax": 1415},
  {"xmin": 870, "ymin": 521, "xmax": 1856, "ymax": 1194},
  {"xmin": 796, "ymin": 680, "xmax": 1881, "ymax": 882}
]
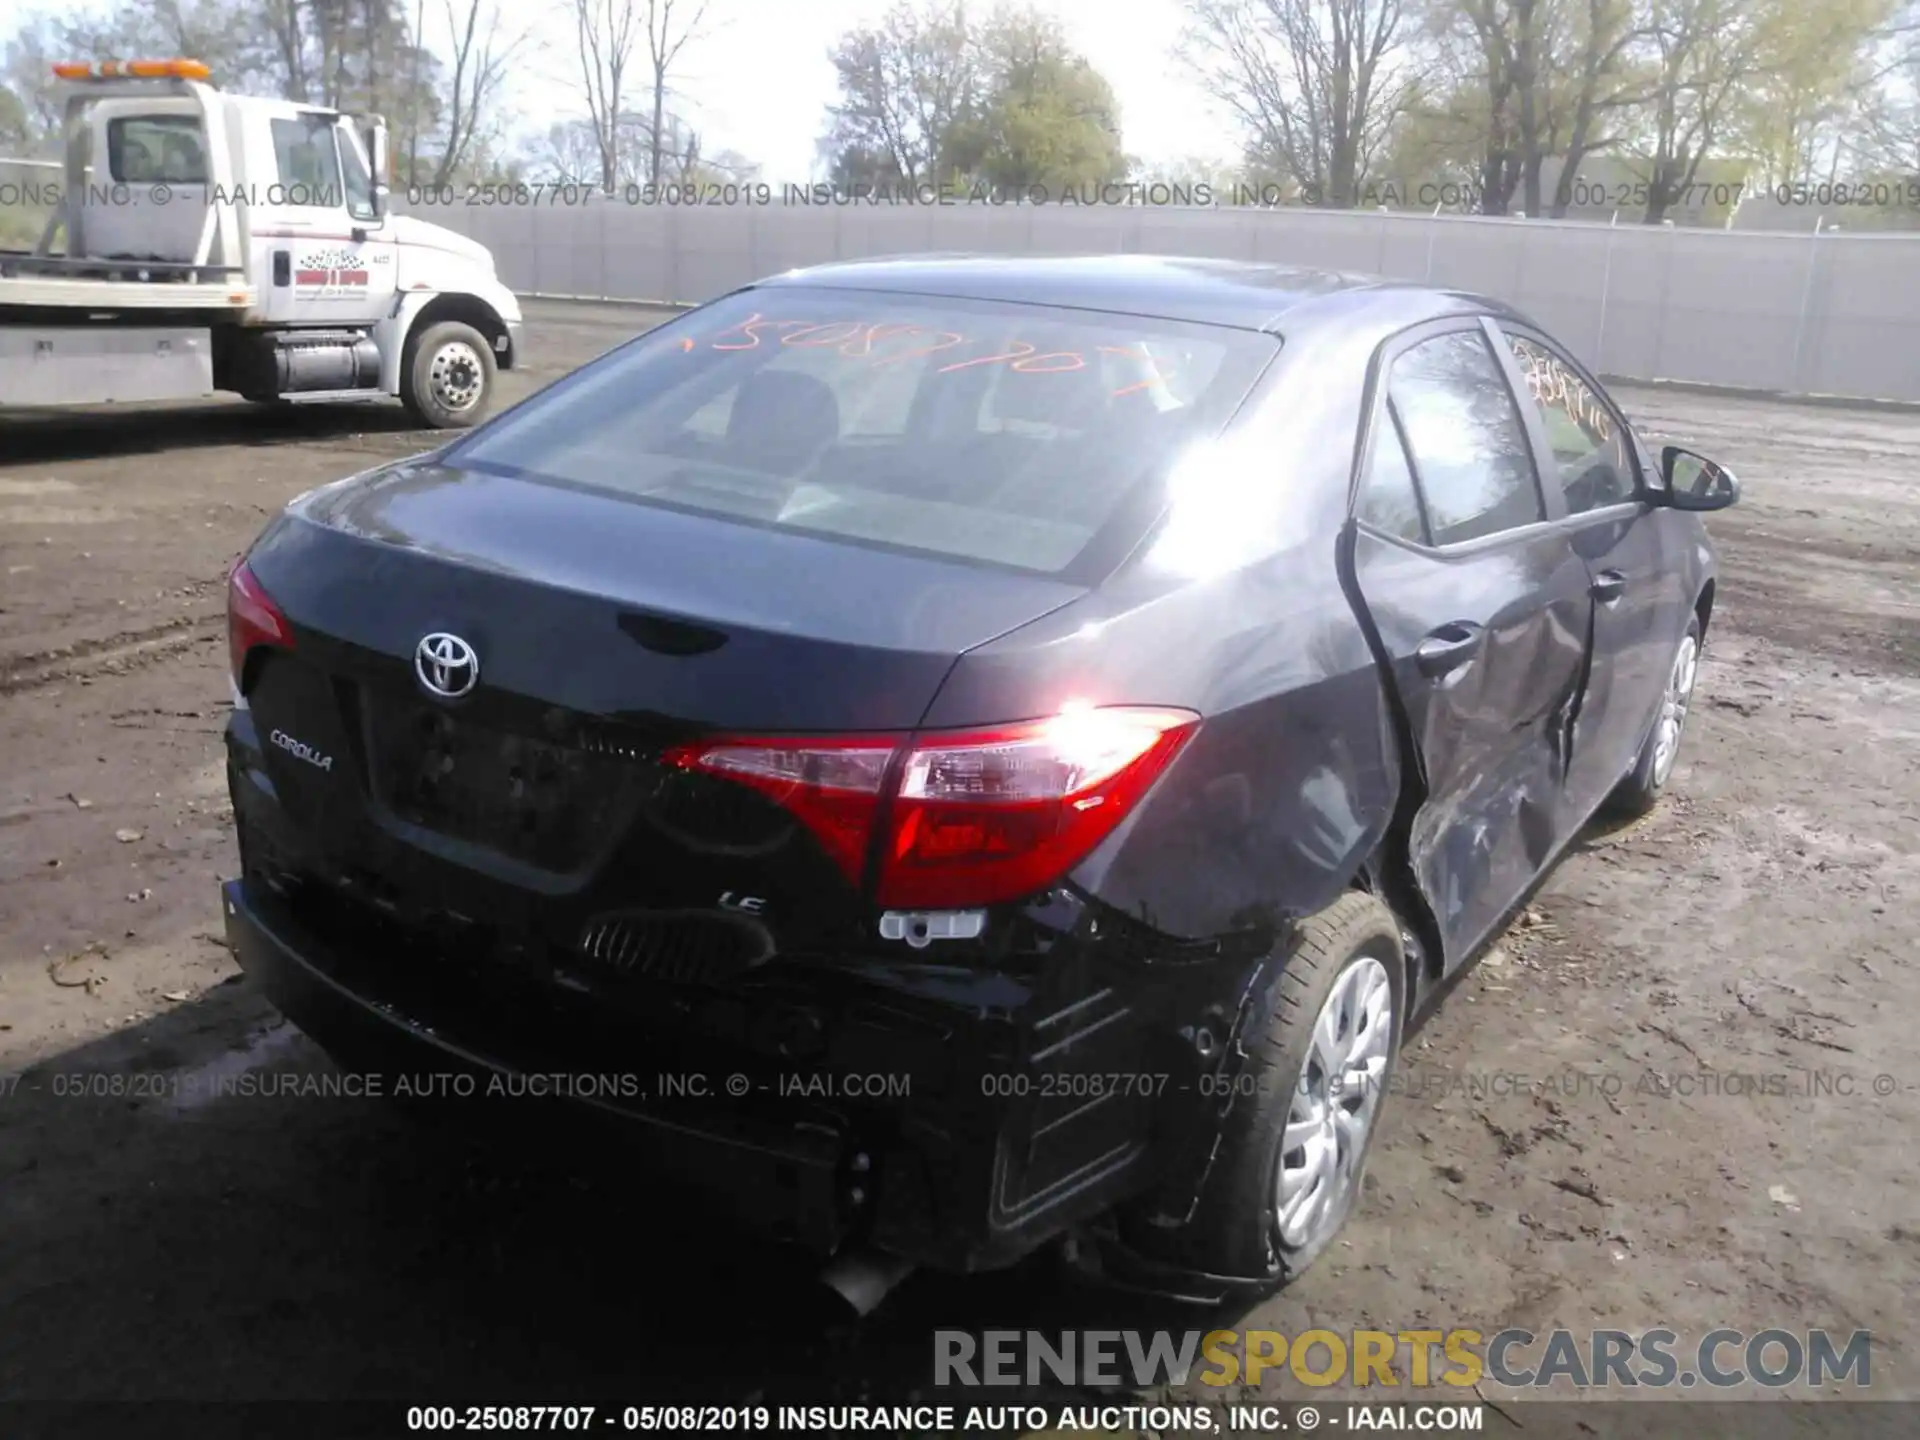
[{"xmin": 415, "ymin": 632, "xmax": 479, "ymax": 699}]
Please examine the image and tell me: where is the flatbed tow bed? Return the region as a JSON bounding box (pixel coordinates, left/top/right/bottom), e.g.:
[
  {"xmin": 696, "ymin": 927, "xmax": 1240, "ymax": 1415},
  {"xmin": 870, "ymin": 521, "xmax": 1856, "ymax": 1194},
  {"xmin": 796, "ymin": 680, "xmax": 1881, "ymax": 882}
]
[{"xmin": 1, "ymin": 251, "xmax": 254, "ymax": 311}]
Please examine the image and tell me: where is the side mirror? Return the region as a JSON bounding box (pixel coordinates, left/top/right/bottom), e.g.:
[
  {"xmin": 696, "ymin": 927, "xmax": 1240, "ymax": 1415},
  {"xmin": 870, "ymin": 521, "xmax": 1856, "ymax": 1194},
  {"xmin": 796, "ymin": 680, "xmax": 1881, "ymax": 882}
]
[
  {"xmin": 365, "ymin": 117, "xmax": 390, "ymax": 221},
  {"xmin": 1661, "ymin": 446, "xmax": 1740, "ymax": 512}
]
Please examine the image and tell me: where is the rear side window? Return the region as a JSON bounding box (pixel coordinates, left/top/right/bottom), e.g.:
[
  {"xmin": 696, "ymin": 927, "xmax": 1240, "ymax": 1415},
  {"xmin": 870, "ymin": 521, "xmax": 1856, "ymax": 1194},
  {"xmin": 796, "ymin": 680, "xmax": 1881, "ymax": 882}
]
[
  {"xmin": 450, "ymin": 290, "xmax": 1279, "ymax": 575},
  {"xmin": 107, "ymin": 116, "xmax": 207, "ymax": 185},
  {"xmin": 1389, "ymin": 330, "xmax": 1543, "ymax": 546},
  {"xmin": 1505, "ymin": 333, "xmax": 1637, "ymax": 513},
  {"xmin": 1358, "ymin": 404, "xmax": 1426, "ymax": 543}
]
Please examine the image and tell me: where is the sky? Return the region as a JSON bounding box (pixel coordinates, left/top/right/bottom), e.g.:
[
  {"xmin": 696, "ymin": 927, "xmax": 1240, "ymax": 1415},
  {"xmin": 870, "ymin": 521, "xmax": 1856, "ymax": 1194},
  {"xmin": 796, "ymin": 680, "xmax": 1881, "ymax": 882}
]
[
  {"xmin": 637, "ymin": 0, "xmax": 1236, "ymax": 181},
  {"xmin": 0, "ymin": 0, "xmax": 1243, "ymax": 181}
]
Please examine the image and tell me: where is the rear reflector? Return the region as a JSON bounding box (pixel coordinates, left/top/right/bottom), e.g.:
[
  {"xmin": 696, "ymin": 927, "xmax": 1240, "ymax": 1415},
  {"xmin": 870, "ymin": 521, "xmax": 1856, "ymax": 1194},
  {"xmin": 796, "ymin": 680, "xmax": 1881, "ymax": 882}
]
[
  {"xmin": 227, "ymin": 560, "xmax": 292, "ymax": 690},
  {"xmin": 667, "ymin": 705, "xmax": 1200, "ymax": 910}
]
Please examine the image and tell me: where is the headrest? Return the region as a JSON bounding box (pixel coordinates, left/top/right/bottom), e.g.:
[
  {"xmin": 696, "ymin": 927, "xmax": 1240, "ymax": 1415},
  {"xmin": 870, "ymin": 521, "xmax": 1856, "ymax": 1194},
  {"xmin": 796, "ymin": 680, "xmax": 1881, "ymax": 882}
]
[{"xmin": 725, "ymin": 369, "xmax": 841, "ymax": 471}]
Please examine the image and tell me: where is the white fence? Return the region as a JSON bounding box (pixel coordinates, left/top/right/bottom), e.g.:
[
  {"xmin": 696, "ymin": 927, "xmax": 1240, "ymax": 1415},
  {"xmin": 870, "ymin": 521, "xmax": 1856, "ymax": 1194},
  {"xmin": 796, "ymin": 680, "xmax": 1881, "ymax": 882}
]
[
  {"xmin": 399, "ymin": 198, "xmax": 1920, "ymax": 404},
  {"xmin": 8, "ymin": 160, "xmax": 1914, "ymax": 403}
]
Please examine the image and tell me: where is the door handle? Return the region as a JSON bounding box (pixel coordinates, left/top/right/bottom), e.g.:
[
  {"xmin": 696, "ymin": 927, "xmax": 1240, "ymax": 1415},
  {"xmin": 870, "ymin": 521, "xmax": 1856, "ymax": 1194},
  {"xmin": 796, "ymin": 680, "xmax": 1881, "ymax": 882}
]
[
  {"xmin": 1415, "ymin": 622, "xmax": 1485, "ymax": 679},
  {"xmin": 1591, "ymin": 569, "xmax": 1627, "ymax": 603}
]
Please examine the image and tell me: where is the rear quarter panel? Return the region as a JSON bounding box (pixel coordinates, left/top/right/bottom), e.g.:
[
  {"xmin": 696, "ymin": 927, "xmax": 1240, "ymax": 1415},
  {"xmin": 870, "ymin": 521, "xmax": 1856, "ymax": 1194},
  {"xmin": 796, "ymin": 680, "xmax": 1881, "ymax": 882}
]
[{"xmin": 923, "ymin": 319, "xmax": 1404, "ymax": 942}]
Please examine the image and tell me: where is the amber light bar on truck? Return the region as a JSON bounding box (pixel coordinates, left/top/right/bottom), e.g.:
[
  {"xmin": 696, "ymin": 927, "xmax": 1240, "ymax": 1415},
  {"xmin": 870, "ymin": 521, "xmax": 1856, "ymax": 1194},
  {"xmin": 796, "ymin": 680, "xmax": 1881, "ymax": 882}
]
[{"xmin": 52, "ymin": 59, "xmax": 212, "ymax": 81}]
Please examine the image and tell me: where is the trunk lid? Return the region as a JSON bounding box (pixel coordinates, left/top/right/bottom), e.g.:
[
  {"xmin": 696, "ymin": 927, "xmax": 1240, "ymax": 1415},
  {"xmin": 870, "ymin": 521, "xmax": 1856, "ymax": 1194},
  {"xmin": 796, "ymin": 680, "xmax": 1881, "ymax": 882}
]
[
  {"xmin": 237, "ymin": 458, "xmax": 1085, "ymax": 969},
  {"xmin": 260, "ymin": 458, "xmax": 1083, "ymax": 732}
]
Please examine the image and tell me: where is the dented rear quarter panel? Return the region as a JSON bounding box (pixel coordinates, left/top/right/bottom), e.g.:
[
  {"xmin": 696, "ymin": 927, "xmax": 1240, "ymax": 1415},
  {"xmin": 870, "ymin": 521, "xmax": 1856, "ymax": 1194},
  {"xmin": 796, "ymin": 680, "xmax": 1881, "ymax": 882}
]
[{"xmin": 924, "ymin": 304, "xmax": 1417, "ymax": 944}]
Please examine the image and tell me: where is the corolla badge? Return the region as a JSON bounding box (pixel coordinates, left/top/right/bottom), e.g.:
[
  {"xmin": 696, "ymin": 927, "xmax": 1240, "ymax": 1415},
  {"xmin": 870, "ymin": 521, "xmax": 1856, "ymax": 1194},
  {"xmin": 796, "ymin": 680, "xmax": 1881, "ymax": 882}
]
[
  {"xmin": 416, "ymin": 632, "xmax": 480, "ymax": 699},
  {"xmin": 270, "ymin": 729, "xmax": 333, "ymax": 772}
]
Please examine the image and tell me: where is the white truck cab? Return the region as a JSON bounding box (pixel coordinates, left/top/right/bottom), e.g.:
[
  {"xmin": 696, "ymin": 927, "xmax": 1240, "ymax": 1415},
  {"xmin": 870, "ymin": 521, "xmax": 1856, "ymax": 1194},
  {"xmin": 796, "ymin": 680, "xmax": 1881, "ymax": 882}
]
[{"xmin": 1, "ymin": 59, "xmax": 521, "ymax": 427}]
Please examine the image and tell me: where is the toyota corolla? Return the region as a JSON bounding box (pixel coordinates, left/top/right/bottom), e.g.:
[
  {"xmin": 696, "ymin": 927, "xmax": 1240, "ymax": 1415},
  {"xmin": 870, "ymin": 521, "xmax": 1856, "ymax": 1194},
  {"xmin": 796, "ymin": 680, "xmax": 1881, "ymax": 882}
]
[{"xmin": 220, "ymin": 256, "xmax": 1738, "ymax": 1302}]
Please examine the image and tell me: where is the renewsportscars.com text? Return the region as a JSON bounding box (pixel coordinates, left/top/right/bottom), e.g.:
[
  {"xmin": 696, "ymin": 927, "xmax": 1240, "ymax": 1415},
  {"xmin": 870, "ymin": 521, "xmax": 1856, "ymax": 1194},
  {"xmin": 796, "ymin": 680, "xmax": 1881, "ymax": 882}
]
[{"xmin": 934, "ymin": 1328, "xmax": 1872, "ymax": 1390}]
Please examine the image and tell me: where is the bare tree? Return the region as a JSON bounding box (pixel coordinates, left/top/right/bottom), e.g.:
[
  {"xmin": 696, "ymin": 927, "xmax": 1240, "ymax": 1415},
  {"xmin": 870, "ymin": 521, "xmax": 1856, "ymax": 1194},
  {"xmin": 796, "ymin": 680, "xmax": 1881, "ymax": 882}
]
[
  {"xmin": 822, "ymin": 0, "xmax": 981, "ymax": 188},
  {"xmin": 410, "ymin": 0, "xmax": 426, "ymax": 175},
  {"xmin": 1448, "ymin": 0, "xmax": 1547, "ymax": 214},
  {"xmin": 259, "ymin": 0, "xmax": 315, "ymax": 102},
  {"xmin": 433, "ymin": 0, "xmax": 517, "ymax": 186},
  {"xmin": 1547, "ymin": 0, "xmax": 1643, "ymax": 214},
  {"xmin": 540, "ymin": 118, "xmax": 617, "ymax": 182},
  {"xmin": 643, "ymin": 0, "xmax": 710, "ymax": 186},
  {"xmin": 574, "ymin": 0, "xmax": 642, "ymax": 189},
  {"xmin": 311, "ymin": 0, "xmax": 351, "ymax": 107},
  {"xmin": 1865, "ymin": 33, "xmax": 1920, "ymax": 174},
  {"xmin": 1184, "ymin": 0, "xmax": 1421, "ymax": 207},
  {"xmin": 1437, "ymin": 0, "xmax": 1641, "ymax": 216},
  {"xmin": 1637, "ymin": 0, "xmax": 1778, "ymax": 222},
  {"xmin": 569, "ymin": 0, "xmax": 707, "ymax": 191}
]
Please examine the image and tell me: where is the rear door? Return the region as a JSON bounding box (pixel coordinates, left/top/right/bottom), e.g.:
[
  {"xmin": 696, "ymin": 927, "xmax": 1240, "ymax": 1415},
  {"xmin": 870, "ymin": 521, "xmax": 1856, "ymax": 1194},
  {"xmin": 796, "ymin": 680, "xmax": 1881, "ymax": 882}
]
[
  {"xmin": 1347, "ymin": 319, "xmax": 1596, "ymax": 969},
  {"xmin": 1493, "ymin": 323, "xmax": 1682, "ymax": 823}
]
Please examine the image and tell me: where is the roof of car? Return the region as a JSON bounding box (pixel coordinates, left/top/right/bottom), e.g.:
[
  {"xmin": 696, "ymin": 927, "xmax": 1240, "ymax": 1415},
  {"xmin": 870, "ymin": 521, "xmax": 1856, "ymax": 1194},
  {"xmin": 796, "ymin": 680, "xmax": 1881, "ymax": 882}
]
[{"xmin": 755, "ymin": 253, "xmax": 1506, "ymax": 334}]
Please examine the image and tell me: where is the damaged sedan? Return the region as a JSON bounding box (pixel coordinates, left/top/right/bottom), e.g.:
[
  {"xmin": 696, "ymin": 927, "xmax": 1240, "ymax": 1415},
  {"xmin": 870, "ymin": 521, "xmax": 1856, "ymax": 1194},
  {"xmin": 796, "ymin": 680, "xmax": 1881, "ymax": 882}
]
[{"xmin": 219, "ymin": 256, "xmax": 1738, "ymax": 1304}]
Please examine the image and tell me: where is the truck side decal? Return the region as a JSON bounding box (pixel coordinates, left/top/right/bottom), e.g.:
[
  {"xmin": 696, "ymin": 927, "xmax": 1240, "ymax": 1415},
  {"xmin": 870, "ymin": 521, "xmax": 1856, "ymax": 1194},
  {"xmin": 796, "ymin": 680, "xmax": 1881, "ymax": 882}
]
[{"xmin": 296, "ymin": 248, "xmax": 370, "ymax": 292}]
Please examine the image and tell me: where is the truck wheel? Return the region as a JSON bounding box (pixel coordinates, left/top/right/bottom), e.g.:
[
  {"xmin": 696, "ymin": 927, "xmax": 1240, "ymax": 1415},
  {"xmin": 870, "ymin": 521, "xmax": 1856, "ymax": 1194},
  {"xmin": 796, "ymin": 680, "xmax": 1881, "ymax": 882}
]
[
  {"xmin": 1126, "ymin": 891, "xmax": 1405, "ymax": 1291},
  {"xmin": 402, "ymin": 321, "xmax": 495, "ymax": 429}
]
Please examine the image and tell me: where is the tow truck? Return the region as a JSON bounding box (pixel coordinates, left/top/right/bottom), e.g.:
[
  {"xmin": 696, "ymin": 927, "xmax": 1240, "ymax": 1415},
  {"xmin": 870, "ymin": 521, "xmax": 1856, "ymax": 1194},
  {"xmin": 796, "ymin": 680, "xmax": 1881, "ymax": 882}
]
[{"xmin": 0, "ymin": 59, "xmax": 521, "ymax": 427}]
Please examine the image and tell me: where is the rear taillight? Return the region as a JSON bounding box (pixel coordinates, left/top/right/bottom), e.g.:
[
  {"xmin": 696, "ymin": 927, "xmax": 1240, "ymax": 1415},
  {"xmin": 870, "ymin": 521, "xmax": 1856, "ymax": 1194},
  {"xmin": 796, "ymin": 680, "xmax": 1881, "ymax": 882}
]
[
  {"xmin": 664, "ymin": 736, "xmax": 896, "ymax": 883},
  {"xmin": 667, "ymin": 705, "xmax": 1199, "ymax": 910},
  {"xmin": 227, "ymin": 560, "xmax": 292, "ymax": 690},
  {"xmin": 881, "ymin": 706, "xmax": 1199, "ymax": 908}
]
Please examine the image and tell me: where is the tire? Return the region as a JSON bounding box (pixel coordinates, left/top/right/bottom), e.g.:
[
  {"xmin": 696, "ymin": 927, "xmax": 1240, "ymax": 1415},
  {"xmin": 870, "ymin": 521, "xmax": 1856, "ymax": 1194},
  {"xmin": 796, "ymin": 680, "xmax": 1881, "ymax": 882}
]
[
  {"xmin": 1127, "ymin": 890, "xmax": 1406, "ymax": 1290},
  {"xmin": 401, "ymin": 320, "xmax": 496, "ymax": 429},
  {"xmin": 1607, "ymin": 614, "xmax": 1701, "ymax": 819}
]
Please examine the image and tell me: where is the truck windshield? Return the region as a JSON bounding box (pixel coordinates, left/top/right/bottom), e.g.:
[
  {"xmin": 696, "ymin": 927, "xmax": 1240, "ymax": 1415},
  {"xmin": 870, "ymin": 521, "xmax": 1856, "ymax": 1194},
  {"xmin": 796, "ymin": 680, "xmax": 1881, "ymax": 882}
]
[{"xmin": 448, "ymin": 289, "xmax": 1279, "ymax": 575}]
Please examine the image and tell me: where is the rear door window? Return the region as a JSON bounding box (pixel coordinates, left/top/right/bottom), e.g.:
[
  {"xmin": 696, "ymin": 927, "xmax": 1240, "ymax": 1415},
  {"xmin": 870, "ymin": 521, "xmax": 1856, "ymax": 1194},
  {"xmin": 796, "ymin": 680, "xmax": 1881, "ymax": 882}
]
[
  {"xmin": 450, "ymin": 290, "xmax": 1279, "ymax": 575},
  {"xmin": 1389, "ymin": 329, "xmax": 1545, "ymax": 546},
  {"xmin": 1358, "ymin": 403, "xmax": 1427, "ymax": 544}
]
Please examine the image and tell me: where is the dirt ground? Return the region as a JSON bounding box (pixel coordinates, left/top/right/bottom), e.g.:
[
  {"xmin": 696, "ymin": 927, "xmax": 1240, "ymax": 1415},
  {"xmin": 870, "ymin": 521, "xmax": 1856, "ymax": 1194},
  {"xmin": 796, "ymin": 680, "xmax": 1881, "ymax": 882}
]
[{"xmin": 2, "ymin": 300, "xmax": 1917, "ymax": 1423}]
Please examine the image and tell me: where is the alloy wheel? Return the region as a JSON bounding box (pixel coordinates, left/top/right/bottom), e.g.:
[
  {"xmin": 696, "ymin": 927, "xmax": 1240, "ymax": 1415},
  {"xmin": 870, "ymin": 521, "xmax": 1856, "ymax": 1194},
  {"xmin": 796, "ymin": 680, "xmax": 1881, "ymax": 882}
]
[
  {"xmin": 1651, "ymin": 632, "xmax": 1699, "ymax": 787},
  {"xmin": 1275, "ymin": 953, "xmax": 1394, "ymax": 1251}
]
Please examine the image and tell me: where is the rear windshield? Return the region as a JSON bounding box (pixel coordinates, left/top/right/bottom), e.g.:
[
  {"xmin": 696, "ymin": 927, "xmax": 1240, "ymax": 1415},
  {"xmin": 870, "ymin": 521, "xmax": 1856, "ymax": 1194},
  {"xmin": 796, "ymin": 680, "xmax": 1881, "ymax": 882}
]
[{"xmin": 450, "ymin": 288, "xmax": 1279, "ymax": 574}]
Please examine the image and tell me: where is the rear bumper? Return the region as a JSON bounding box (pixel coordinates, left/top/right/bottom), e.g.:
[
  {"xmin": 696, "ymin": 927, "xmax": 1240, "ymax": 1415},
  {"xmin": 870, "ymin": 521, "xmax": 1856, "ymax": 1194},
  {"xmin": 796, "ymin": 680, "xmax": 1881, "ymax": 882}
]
[
  {"xmin": 222, "ymin": 684, "xmax": 1274, "ymax": 1277},
  {"xmin": 222, "ymin": 877, "xmax": 851, "ymax": 1251},
  {"xmin": 221, "ymin": 866, "xmax": 1204, "ymax": 1273}
]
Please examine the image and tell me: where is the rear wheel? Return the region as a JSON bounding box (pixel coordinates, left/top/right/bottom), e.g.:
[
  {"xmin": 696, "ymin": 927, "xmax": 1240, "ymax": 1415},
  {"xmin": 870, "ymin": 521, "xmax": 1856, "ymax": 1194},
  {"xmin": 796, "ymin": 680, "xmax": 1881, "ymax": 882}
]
[
  {"xmin": 402, "ymin": 320, "xmax": 496, "ymax": 429},
  {"xmin": 1607, "ymin": 615, "xmax": 1701, "ymax": 818},
  {"xmin": 1128, "ymin": 890, "xmax": 1405, "ymax": 1289}
]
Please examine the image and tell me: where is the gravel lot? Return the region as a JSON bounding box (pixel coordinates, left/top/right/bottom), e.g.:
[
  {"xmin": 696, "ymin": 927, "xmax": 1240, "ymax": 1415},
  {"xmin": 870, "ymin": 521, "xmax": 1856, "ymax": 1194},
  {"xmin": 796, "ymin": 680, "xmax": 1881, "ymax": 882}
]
[{"xmin": 2, "ymin": 299, "xmax": 1916, "ymax": 1422}]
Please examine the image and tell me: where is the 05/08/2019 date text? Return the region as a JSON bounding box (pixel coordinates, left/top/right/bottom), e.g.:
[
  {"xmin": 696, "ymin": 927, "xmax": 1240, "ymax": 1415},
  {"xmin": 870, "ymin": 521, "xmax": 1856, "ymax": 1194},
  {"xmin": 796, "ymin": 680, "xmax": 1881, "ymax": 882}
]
[{"xmin": 407, "ymin": 1405, "xmax": 774, "ymax": 1431}]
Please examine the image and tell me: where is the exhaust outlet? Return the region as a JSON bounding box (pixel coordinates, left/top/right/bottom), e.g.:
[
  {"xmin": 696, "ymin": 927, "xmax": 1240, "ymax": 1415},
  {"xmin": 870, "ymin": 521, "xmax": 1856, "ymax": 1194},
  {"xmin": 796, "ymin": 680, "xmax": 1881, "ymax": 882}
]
[{"xmin": 818, "ymin": 1247, "xmax": 916, "ymax": 1319}]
